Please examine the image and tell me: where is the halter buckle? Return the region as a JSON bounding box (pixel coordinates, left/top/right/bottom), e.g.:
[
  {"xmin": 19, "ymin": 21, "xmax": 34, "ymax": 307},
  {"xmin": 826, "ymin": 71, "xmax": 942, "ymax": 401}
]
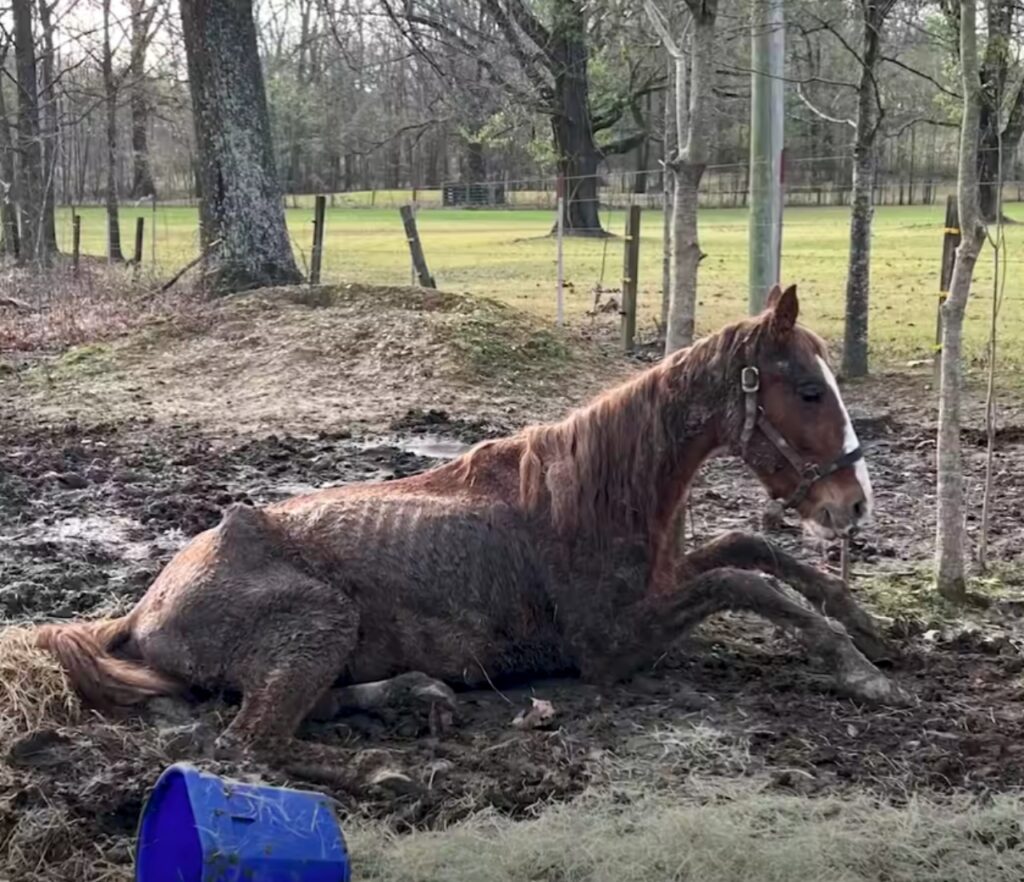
[{"xmin": 741, "ymin": 366, "xmax": 760, "ymax": 393}]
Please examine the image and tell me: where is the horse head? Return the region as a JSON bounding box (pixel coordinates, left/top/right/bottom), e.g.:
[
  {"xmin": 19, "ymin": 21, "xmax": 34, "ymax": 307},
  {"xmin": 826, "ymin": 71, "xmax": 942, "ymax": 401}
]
[{"xmin": 735, "ymin": 284, "xmax": 873, "ymax": 539}]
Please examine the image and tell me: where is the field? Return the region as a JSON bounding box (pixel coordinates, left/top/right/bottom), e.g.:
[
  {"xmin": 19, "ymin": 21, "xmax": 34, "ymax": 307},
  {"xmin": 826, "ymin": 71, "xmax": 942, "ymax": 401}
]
[
  {"xmin": 2, "ymin": 213, "xmax": 1024, "ymax": 879},
  {"xmin": 58, "ymin": 201, "xmax": 1024, "ymax": 372}
]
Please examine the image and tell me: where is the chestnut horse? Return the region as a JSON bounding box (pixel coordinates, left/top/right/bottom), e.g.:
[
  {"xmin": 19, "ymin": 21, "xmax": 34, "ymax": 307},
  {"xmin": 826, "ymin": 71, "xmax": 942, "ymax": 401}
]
[{"xmin": 37, "ymin": 285, "xmax": 905, "ymax": 750}]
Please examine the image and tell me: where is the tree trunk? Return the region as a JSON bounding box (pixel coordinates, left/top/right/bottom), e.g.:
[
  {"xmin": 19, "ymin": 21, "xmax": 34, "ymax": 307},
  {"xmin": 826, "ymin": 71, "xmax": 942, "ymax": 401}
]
[
  {"xmin": 936, "ymin": 0, "xmax": 987, "ymax": 601},
  {"xmin": 661, "ymin": 55, "xmax": 675, "ymax": 329},
  {"xmin": 103, "ymin": 0, "xmax": 124, "ymax": 262},
  {"xmin": 37, "ymin": 0, "xmax": 58, "ymax": 251},
  {"xmin": 179, "ymin": 0, "xmax": 301, "ymax": 292},
  {"xmin": 12, "ymin": 0, "xmax": 50, "ymax": 265},
  {"xmin": 0, "ymin": 76, "xmax": 19, "ymax": 259},
  {"xmin": 550, "ymin": 4, "xmax": 605, "ymax": 236},
  {"xmin": 841, "ymin": 1, "xmax": 885, "ymax": 379},
  {"xmin": 129, "ymin": 0, "xmax": 157, "ymax": 199},
  {"xmin": 664, "ymin": 1, "xmax": 716, "ymax": 353}
]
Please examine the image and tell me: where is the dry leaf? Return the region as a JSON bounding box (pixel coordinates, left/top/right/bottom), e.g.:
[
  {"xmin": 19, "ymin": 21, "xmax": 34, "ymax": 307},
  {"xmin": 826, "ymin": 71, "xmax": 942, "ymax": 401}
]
[{"xmin": 512, "ymin": 698, "xmax": 556, "ymax": 730}]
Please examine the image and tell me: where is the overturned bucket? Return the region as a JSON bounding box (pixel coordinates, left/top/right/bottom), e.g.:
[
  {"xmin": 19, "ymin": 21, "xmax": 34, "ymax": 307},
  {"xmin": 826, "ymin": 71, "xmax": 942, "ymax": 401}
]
[{"xmin": 136, "ymin": 763, "xmax": 351, "ymax": 881}]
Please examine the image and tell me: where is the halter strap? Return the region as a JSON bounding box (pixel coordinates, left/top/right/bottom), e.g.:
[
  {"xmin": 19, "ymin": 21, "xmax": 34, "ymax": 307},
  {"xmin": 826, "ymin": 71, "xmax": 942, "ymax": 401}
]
[{"xmin": 738, "ymin": 365, "xmax": 863, "ymax": 510}]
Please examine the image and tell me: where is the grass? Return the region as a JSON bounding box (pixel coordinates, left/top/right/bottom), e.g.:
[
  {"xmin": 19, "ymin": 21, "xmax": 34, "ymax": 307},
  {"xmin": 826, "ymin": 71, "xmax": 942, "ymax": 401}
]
[
  {"xmin": 346, "ymin": 784, "xmax": 1024, "ymax": 882},
  {"xmin": 56, "ymin": 202, "xmax": 1024, "ymax": 373}
]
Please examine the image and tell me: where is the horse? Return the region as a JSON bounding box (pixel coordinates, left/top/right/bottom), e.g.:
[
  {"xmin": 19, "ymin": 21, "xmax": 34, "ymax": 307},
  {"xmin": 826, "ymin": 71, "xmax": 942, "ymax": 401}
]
[{"xmin": 35, "ymin": 284, "xmax": 905, "ymax": 751}]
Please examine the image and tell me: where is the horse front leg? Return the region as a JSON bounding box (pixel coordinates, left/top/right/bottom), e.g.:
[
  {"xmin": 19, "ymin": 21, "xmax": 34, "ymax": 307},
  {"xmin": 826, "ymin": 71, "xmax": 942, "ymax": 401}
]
[
  {"xmin": 682, "ymin": 531, "xmax": 893, "ymax": 662},
  {"xmin": 580, "ymin": 567, "xmax": 908, "ymax": 706}
]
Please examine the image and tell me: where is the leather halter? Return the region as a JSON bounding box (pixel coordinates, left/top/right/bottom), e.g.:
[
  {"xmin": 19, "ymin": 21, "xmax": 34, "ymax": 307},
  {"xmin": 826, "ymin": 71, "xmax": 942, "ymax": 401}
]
[{"xmin": 738, "ymin": 365, "xmax": 864, "ymax": 510}]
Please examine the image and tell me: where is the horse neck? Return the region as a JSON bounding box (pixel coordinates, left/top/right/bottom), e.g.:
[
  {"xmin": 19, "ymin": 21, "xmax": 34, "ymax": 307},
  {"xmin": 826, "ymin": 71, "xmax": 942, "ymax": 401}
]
[{"xmin": 531, "ymin": 349, "xmax": 729, "ymax": 541}]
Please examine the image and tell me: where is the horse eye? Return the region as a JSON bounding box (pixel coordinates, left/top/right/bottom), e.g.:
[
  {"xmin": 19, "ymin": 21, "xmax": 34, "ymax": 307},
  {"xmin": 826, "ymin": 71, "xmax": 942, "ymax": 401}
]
[{"xmin": 799, "ymin": 384, "xmax": 823, "ymax": 403}]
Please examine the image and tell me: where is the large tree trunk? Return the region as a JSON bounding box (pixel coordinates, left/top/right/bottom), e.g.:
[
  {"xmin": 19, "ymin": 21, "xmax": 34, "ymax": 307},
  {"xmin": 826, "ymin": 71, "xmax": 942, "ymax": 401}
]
[
  {"xmin": 664, "ymin": 1, "xmax": 716, "ymax": 353},
  {"xmin": 550, "ymin": 3, "xmax": 605, "ymax": 236},
  {"xmin": 179, "ymin": 0, "xmax": 301, "ymax": 292},
  {"xmin": 103, "ymin": 0, "xmax": 124, "ymax": 262},
  {"xmin": 12, "ymin": 0, "xmax": 49, "ymax": 265},
  {"xmin": 37, "ymin": 0, "xmax": 58, "ymax": 251},
  {"xmin": 129, "ymin": 0, "xmax": 157, "ymax": 199},
  {"xmin": 936, "ymin": 0, "xmax": 986, "ymax": 601},
  {"xmin": 841, "ymin": 1, "xmax": 886, "ymax": 379}
]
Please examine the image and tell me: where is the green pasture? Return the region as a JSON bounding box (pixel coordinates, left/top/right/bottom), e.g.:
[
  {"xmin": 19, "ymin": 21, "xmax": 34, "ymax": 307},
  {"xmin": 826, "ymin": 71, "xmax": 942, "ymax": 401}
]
[{"xmin": 56, "ymin": 202, "xmax": 1023, "ymax": 370}]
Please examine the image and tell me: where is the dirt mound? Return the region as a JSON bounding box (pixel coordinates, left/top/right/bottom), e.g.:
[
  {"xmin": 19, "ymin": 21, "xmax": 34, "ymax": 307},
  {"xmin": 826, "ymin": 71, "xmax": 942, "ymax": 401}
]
[{"xmin": 1, "ymin": 283, "xmax": 624, "ymax": 439}]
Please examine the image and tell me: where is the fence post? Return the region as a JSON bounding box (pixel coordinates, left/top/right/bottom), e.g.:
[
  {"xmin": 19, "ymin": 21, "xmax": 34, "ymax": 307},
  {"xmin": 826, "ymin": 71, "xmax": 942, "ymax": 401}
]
[
  {"xmin": 310, "ymin": 194, "xmax": 326, "ymax": 285},
  {"xmin": 621, "ymin": 204, "xmax": 642, "ymax": 353},
  {"xmin": 72, "ymin": 213, "xmax": 81, "ymax": 276},
  {"xmin": 399, "ymin": 204, "xmax": 435, "ymax": 288},
  {"xmin": 133, "ymin": 217, "xmax": 145, "ymax": 266},
  {"xmin": 934, "ymin": 194, "xmax": 960, "ymax": 383},
  {"xmin": 555, "ymin": 174, "xmax": 565, "ymax": 327}
]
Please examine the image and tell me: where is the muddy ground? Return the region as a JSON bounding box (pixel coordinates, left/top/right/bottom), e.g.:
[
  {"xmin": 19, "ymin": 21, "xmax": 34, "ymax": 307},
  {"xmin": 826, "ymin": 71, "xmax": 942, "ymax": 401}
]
[{"xmin": 2, "ymin": 287, "xmax": 1024, "ymax": 879}]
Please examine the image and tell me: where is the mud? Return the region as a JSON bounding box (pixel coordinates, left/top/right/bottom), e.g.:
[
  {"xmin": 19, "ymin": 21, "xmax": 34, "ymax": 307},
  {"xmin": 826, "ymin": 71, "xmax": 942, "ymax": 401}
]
[{"xmin": 3, "ymin": 393, "xmax": 1024, "ymax": 876}]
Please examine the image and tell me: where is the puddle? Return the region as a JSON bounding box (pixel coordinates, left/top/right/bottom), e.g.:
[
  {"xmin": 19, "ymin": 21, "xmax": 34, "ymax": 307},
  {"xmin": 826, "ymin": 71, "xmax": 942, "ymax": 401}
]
[
  {"xmin": 2, "ymin": 515, "xmax": 186, "ymax": 561},
  {"xmin": 358, "ymin": 434, "xmax": 471, "ymax": 460}
]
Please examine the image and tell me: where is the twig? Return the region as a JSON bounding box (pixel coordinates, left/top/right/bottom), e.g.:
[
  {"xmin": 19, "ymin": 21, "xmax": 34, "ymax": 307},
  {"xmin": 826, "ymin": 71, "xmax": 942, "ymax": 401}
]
[
  {"xmin": 470, "ymin": 651, "xmax": 513, "ymax": 705},
  {"xmin": 157, "ymin": 238, "xmax": 222, "ymax": 293}
]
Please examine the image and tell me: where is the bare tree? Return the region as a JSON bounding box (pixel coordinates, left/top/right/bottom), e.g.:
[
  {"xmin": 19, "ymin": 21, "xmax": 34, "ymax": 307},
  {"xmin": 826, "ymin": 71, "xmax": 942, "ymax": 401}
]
[
  {"xmin": 179, "ymin": 0, "xmax": 302, "ymax": 291},
  {"xmin": 646, "ymin": 0, "xmax": 717, "ymax": 352},
  {"xmin": 12, "ymin": 0, "xmax": 50, "ymax": 264},
  {"xmin": 0, "ymin": 38, "xmax": 19, "ymax": 259},
  {"xmin": 935, "ymin": 0, "xmax": 986, "ymax": 601},
  {"xmin": 37, "ymin": 0, "xmax": 59, "ymax": 251},
  {"xmin": 128, "ymin": 0, "xmax": 161, "ymax": 198},
  {"xmin": 102, "ymin": 0, "xmax": 124, "ymax": 261}
]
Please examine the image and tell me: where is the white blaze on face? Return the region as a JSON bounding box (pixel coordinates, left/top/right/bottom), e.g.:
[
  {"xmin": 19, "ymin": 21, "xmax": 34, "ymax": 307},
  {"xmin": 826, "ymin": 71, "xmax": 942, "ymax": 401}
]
[{"xmin": 815, "ymin": 356, "xmax": 874, "ymax": 516}]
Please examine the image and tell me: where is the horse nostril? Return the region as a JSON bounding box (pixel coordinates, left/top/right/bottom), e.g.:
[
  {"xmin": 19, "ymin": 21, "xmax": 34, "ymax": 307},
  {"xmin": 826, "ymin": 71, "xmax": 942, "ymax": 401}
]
[{"xmin": 852, "ymin": 499, "xmax": 866, "ymax": 520}]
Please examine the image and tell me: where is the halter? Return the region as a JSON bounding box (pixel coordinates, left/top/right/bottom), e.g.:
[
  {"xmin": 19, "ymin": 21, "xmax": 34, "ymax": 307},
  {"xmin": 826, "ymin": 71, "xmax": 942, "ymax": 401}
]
[{"xmin": 738, "ymin": 365, "xmax": 864, "ymax": 510}]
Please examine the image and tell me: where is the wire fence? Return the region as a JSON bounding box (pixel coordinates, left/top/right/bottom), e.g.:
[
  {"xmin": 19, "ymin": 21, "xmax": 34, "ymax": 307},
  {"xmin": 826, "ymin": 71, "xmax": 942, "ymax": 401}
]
[{"xmin": 44, "ymin": 159, "xmax": 1024, "ymax": 370}]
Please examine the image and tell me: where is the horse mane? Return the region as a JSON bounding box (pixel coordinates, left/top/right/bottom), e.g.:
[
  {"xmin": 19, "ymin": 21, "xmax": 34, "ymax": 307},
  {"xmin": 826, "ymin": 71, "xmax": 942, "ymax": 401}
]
[{"xmin": 450, "ymin": 313, "xmax": 830, "ymax": 541}]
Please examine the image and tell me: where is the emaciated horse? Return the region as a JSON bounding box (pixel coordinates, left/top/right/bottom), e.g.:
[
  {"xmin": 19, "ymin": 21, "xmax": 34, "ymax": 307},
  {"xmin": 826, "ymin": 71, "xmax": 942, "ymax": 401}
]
[{"xmin": 36, "ymin": 284, "xmax": 906, "ymax": 749}]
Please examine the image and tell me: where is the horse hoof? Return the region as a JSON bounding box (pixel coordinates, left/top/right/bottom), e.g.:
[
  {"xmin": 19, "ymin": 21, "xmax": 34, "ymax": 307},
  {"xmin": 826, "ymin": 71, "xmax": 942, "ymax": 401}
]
[{"xmin": 839, "ymin": 670, "xmax": 912, "ymax": 707}]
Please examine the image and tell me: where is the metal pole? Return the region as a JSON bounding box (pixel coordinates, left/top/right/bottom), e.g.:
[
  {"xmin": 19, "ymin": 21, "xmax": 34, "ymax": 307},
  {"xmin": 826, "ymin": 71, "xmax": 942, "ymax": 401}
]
[{"xmin": 748, "ymin": 0, "xmax": 785, "ymax": 313}]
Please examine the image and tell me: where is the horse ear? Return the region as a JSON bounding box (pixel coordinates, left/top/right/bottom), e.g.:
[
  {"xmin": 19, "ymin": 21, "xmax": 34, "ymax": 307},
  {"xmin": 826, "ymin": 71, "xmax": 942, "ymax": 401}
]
[
  {"xmin": 770, "ymin": 284, "xmax": 799, "ymax": 335},
  {"xmin": 764, "ymin": 284, "xmax": 783, "ymax": 310}
]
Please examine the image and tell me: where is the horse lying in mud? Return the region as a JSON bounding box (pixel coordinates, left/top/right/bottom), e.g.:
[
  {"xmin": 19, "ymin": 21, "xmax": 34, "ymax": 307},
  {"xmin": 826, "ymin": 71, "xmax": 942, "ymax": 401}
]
[{"xmin": 37, "ymin": 284, "xmax": 907, "ymax": 750}]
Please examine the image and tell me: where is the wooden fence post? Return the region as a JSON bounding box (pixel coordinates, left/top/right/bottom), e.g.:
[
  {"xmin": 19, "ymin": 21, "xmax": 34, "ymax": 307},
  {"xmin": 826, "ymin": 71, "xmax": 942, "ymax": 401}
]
[
  {"xmin": 399, "ymin": 204, "xmax": 435, "ymax": 288},
  {"xmin": 310, "ymin": 194, "xmax": 326, "ymax": 285},
  {"xmin": 133, "ymin": 217, "xmax": 145, "ymax": 267},
  {"xmin": 934, "ymin": 194, "xmax": 960, "ymax": 383},
  {"xmin": 621, "ymin": 205, "xmax": 642, "ymax": 353},
  {"xmin": 72, "ymin": 214, "xmax": 81, "ymax": 276}
]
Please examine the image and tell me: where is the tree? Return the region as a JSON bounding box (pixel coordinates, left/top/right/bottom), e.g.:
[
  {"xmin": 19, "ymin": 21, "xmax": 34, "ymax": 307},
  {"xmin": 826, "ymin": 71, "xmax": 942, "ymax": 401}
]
[
  {"xmin": 179, "ymin": 0, "xmax": 302, "ymax": 292},
  {"xmin": 129, "ymin": 0, "xmax": 161, "ymax": 198},
  {"xmin": 0, "ymin": 38, "xmax": 19, "ymax": 259},
  {"xmin": 796, "ymin": 0, "xmax": 898, "ymax": 378},
  {"xmin": 935, "ymin": 0, "xmax": 986, "ymax": 601},
  {"xmin": 102, "ymin": 0, "xmax": 124, "ymax": 262},
  {"xmin": 646, "ymin": 0, "xmax": 718, "ymax": 352},
  {"xmin": 384, "ymin": 0, "xmax": 661, "ymax": 235},
  {"xmin": 12, "ymin": 0, "xmax": 50, "ymax": 264}
]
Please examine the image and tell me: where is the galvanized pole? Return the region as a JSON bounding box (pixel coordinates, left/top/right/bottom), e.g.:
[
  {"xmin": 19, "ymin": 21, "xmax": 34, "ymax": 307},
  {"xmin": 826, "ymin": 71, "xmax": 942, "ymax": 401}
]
[{"xmin": 748, "ymin": 0, "xmax": 785, "ymax": 314}]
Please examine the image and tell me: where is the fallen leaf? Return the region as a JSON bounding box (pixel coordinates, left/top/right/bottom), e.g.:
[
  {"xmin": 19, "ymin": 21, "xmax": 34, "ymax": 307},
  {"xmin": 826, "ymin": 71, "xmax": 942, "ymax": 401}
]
[{"xmin": 512, "ymin": 698, "xmax": 556, "ymax": 730}]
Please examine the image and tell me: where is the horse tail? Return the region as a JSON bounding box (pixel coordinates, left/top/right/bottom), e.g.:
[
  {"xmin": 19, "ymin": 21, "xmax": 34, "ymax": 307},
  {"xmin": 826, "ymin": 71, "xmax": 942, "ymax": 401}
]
[{"xmin": 36, "ymin": 614, "xmax": 179, "ymax": 709}]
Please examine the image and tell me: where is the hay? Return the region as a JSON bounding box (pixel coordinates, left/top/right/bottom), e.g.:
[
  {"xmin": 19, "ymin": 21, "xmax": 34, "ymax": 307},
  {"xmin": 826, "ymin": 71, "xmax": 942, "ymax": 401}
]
[
  {"xmin": 347, "ymin": 785, "xmax": 1024, "ymax": 882},
  {"xmin": 0, "ymin": 627, "xmax": 81, "ymax": 744}
]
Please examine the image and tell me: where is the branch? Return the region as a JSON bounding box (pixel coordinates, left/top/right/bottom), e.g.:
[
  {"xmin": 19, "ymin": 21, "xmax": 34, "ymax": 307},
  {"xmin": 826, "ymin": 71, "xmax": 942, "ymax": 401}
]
[
  {"xmin": 881, "ymin": 54, "xmax": 961, "ymax": 100},
  {"xmin": 599, "ymin": 131, "xmax": 648, "ymax": 156},
  {"xmin": 796, "ymin": 82, "xmax": 856, "ymax": 128}
]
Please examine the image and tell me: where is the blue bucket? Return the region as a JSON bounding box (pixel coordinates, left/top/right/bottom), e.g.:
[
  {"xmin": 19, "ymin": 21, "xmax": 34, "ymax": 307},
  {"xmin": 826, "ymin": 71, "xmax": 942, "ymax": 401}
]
[{"xmin": 135, "ymin": 763, "xmax": 352, "ymax": 882}]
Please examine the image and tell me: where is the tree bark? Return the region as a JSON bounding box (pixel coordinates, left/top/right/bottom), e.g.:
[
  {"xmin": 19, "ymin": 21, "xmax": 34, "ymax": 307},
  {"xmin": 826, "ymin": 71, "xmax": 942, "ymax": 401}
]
[
  {"xmin": 179, "ymin": 0, "xmax": 302, "ymax": 292},
  {"xmin": 103, "ymin": 0, "xmax": 124, "ymax": 262},
  {"xmin": 12, "ymin": 0, "xmax": 50, "ymax": 265},
  {"xmin": 550, "ymin": 4, "xmax": 605, "ymax": 236},
  {"xmin": 37, "ymin": 0, "xmax": 58, "ymax": 250},
  {"xmin": 841, "ymin": 1, "xmax": 887, "ymax": 379},
  {"xmin": 664, "ymin": 1, "xmax": 716, "ymax": 353},
  {"xmin": 936, "ymin": 0, "xmax": 986, "ymax": 601},
  {"xmin": 129, "ymin": 0, "xmax": 158, "ymax": 199},
  {"xmin": 0, "ymin": 68, "xmax": 19, "ymax": 259},
  {"xmin": 661, "ymin": 55, "xmax": 676, "ymax": 329}
]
